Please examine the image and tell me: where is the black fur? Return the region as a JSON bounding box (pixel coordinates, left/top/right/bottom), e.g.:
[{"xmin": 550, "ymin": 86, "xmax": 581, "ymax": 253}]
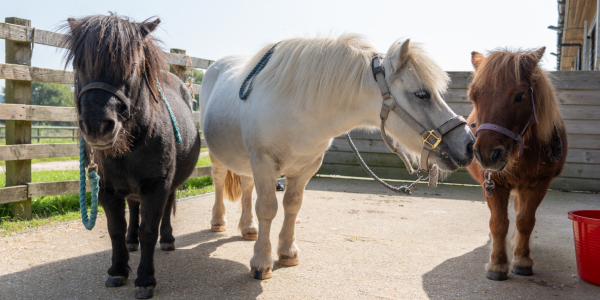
[{"xmin": 63, "ymin": 13, "xmax": 200, "ymax": 297}]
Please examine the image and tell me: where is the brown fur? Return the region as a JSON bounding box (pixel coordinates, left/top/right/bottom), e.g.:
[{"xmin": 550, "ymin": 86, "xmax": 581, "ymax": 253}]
[
  {"xmin": 224, "ymin": 170, "xmax": 242, "ymax": 202},
  {"xmin": 466, "ymin": 48, "xmax": 568, "ymax": 277}
]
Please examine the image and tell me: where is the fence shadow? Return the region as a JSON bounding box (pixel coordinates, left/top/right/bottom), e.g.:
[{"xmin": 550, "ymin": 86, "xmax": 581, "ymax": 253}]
[
  {"xmin": 306, "ymin": 176, "xmax": 486, "ymax": 202},
  {"xmin": 0, "ymin": 229, "xmax": 263, "ymax": 299}
]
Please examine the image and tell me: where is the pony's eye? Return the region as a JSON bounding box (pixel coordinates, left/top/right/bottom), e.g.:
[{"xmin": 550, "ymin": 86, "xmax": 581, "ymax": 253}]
[
  {"xmin": 415, "ymin": 91, "xmax": 430, "ymax": 100},
  {"xmin": 514, "ymin": 92, "xmax": 525, "ymax": 103}
]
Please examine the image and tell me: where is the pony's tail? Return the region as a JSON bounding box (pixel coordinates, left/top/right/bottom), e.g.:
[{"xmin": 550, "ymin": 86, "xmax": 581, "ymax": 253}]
[{"xmin": 224, "ymin": 170, "xmax": 242, "ymax": 202}]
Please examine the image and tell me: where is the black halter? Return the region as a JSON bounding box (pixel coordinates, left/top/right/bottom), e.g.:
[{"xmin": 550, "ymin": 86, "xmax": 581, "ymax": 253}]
[{"xmin": 76, "ymin": 72, "xmax": 159, "ymax": 120}]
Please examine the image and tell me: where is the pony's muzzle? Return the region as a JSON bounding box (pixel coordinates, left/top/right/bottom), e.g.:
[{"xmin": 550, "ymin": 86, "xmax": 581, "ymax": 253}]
[
  {"xmin": 79, "ymin": 118, "xmax": 119, "ymax": 149},
  {"xmin": 474, "ymin": 145, "xmax": 507, "ymax": 171}
]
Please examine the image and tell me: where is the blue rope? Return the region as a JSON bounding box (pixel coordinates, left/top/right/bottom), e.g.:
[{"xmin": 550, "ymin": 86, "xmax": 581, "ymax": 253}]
[
  {"xmin": 157, "ymin": 82, "xmax": 182, "ymax": 144},
  {"xmin": 239, "ymin": 42, "xmax": 280, "ymax": 100},
  {"xmin": 79, "ymin": 136, "xmax": 99, "ymax": 230}
]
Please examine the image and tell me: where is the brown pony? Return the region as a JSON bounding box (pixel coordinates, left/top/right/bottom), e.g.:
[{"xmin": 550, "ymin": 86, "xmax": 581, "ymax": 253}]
[{"xmin": 466, "ymin": 47, "xmax": 567, "ymax": 281}]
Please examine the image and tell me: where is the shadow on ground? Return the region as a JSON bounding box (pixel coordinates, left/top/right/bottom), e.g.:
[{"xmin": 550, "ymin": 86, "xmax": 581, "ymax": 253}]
[
  {"xmin": 421, "ymin": 230, "xmax": 600, "ymax": 299},
  {"xmin": 0, "ymin": 230, "xmax": 263, "ymax": 299},
  {"xmin": 307, "ymin": 175, "xmax": 486, "ymax": 202}
]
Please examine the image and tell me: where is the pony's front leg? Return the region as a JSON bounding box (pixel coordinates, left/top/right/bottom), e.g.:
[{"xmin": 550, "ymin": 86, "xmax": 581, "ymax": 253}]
[
  {"xmin": 100, "ymin": 191, "xmax": 130, "ymax": 288},
  {"xmin": 126, "ymin": 196, "xmax": 140, "ymax": 252},
  {"xmin": 278, "ymin": 156, "xmax": 322, "ymax": 266},
  {"xmin": 485, "ymin": 185, "xmax": 511, "ymax": 281},
  {"xmin": 210, "ymin": 153, "xmax": 228, "ymax": 232},
  {"xmin": 250, "ymin": 154, "xmax": 279, "ymax": 279},
  {"xmin": 512, "ymin": 182, "xmax": 548, "ymax": 276},
  {"xmin": 134, "ymin": 189, "xmax": 168, "ymax": 299},
  {"xmin": 239, "ymin": 175, "xmax": 258, "ymax": 240}
]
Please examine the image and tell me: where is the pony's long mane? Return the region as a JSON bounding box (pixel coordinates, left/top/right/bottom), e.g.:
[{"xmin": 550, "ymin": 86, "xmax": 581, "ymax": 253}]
[
  {"xmin": 470, "ymin": 49, "xmax": 563, "ymax": 142},
  {"xmin": 61, "ymin": 12, "xmax": 165, "ymax": 105},
  {"xmin": 242, "ymin": 34, "xmax": 377, "ymax": 109},
  {"xmin": 385, "ymin": 39, "xmax": 450, "ymax": 96},
  {"xmin": 243, "ymin": 35, "xmax": 449, "ymax": 110}
]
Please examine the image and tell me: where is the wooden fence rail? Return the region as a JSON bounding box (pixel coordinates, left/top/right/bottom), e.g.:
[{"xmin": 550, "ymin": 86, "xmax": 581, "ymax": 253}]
[{"xmin": 0, "ymin": 17, "xmax": 213, "ymax": 219}]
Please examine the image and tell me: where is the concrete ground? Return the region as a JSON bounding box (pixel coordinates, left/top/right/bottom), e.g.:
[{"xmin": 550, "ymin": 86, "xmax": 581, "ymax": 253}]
[{"xmin": 0, "ymin": 176, "xmax": 598, "ymax": 299}]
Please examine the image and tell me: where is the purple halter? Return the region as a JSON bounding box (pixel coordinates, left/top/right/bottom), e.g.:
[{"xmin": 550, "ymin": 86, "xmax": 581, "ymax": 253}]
[{"xmin": 475, "ymin": 87, "xmax": 539, "ymax": 156}]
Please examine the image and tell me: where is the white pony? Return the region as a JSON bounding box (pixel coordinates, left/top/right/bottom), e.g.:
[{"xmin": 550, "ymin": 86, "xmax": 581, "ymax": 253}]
[{"xmin": 200, "ymin": 35, "xmax": 474, "ymax": 279}]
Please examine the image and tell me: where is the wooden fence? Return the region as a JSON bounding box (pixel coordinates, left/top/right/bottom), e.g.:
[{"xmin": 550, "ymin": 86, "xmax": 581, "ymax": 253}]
[
  {"xmin": 319, "ymin": 71, "xmax": 600, "ymax": 193},
  {"xmin": 0, "ymin": 17, "xmax": 212, "ymax": 218}
]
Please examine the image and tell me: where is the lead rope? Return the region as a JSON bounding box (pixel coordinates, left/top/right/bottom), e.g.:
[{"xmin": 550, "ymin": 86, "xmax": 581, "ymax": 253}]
[
  {"xmin": 345, "ymin": 133, "xmax": 421, "ymax": 195},
  {"xmin": 239, "ymin": 42, "xmax": 280, "ymax": 100},
  {"xmin": 79, "ymin": 137, "xmax": 100, "ymax": 230},
  {"xmin": 157, "ymin": 82, "xmax": 182, "ymax": 144}
]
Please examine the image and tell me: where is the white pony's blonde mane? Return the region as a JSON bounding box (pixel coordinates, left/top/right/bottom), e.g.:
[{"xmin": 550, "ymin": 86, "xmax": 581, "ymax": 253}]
[
  {"xmin": 385, "ymin": 39, "xmax": 450, "ymax": 96},
  {"xmin": 242, "ymin": 34, "xmax": 449, "ymax": 109}
]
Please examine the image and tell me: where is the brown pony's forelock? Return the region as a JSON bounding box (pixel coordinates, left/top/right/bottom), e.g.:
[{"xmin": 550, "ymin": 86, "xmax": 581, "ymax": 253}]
[{"xmin": 469, "ymin": 48, "xmax": 563, "ymax": 143}]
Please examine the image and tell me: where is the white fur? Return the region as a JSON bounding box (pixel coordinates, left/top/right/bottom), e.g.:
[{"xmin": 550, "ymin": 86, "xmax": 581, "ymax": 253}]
[{"xmin": 200, "ymin": 34, "xmax": 472, "ymax": 276}]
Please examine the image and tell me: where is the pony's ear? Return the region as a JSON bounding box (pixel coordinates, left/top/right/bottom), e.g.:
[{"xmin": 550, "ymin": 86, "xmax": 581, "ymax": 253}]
[
  {"xmin": 532, "ymin": 46, "xmax": 546, "ymax": 64},
  {"xmin": 471, "ymin": 51, "xmax": 485, "ymax": 70},
  {"xmin": 67, "ymin": 18, "xmax": 79, "ymax": 33},
  {"xmin": 140, "ymin": 18, "xmax": 160, "ymax": 38},
  {"xmin": 391, "ymin": 39, "xmax": 411, "ymax": 69}
]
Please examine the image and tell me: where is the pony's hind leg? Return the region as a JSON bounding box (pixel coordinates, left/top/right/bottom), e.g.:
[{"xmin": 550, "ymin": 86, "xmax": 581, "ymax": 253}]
[
  {"xmin": 277, "ymin": 156, "xmax": 323, "ymax": 266},
  {"xmin": 249, "ymin": 153, "xmax": 279, "ymax": 280},
  {"xmin": 101, "ymin": 192, "xmax": 130, "ymax": 288},
  {"xmin": 126, "ymin": 197, "xmax": 140, "ymax": 252},
  {"xmin": 210, "ymin": 153, "xmax": 228, "ymax": 232},
  {"xmin": 512, "ymin": 183, "xmax": 548, "ymax": 276},
  {"xmin": 485, "ymin": 185, "xmax": 511, "ymax": 281},
  {"xmin": 239, "ymin": 175, "xmax": 258, "ymax": 240},
  {"xmin": 159, "ymin": 192, "xmax": 176, "ymax": 251}
]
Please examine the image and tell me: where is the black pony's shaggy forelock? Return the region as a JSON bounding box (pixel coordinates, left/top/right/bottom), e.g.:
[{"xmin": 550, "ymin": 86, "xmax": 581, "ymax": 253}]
[{"xmin": 61, "ymin": 12, "xmax": 165, "ymax": 99}]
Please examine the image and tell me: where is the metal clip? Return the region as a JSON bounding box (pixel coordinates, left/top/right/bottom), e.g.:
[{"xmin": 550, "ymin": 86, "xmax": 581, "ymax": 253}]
[
  {"xmin": 483, "ymin": 171, "xmax": 495, "ymax": 197},
  {"xmin": 87, "ymin": 148, "xmax": 97, "ymax": 175}
]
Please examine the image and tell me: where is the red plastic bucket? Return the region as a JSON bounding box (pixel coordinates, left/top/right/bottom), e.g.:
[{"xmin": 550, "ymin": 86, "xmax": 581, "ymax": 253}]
[{"xmin": 568, "ymin": 210, "xmax": 600, "ymax": 286}]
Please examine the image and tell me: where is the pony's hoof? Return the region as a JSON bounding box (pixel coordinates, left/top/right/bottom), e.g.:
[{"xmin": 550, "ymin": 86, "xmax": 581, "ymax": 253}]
[
  {"xmin": 250, "ymin": 268, "xmax": 272, "ymax": 280},
  {"xmin": 242, "ymin": 229, "xmax": 258, "ymax": 241},
  {"xmin": 278, "ymin": 256, "xmax": 299, "ymax": 266},
  {"xmin": 127, "ymin": 244, "xmax": 139, "ymax": 252},
  {"xmin": 160, "ymin": 242, "xmax": 175, "ymax": 251},
  {"xmin": 513, "ymin": 266, "xmax": 534, "ymax": 276},
  {"xmin": 105, "ymin": 276, "xmax": 127, "ymax": 287},
  {"xmin": 135, "ymin": 287, "xmax": 154, "ymax": 299},
  {"xmin": 211, "ymin": 225, "xmax": 227, "ymax": 232},
  {"xmin": 486, "ymin": 270, "xmax": 508, "ymax": 281}
]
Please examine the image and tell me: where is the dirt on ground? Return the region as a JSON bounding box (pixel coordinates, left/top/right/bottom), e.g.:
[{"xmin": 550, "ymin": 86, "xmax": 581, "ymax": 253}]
[{"xmin": 0, "ymin": 176, "xmax": 598, "ymax": 299}]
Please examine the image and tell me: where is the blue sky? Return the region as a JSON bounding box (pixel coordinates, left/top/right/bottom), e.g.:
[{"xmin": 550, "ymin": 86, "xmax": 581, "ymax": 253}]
[{"xmin": 1, "ymin": 0, "xmax": 560, "ymax": 92}]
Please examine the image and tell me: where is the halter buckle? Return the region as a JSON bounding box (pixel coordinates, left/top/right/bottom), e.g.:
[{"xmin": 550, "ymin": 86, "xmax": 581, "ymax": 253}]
[{"xmin": 422, "ymin": 130, "xmax": 442, "ymax": 149}]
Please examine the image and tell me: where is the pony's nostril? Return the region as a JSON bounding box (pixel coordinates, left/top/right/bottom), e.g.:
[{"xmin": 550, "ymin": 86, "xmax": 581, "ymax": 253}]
[
  {"xmin": 79, "ymin": 120, "xmax": 88, "ymax": 135},
  {"xmin": 99, "ymin": 120, "xmax": 115, "ymax": 136},
  {"xmin": 466, "ymin": 142, "xmax": 474, "ymax": 157},
  {"xmin": 474, "ymin": 148, "xmax": 482, "ymax": 163},
  {"xmin": 491, "ymin": 148, "xmax": 504, "ymax": 164}
]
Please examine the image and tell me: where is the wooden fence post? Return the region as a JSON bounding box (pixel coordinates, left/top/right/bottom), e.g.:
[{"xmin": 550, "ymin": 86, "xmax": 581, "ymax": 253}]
[
  {"xmin": 5, "ymin": 17, "xmax": 32, "ymax": 219},
  {"xmin": 169, "ymin": 48, "xmax": 198, "ymax": 110},
  {"xmin": 169, "ymin": 48, "xmax": 188, "ymax": 80}
]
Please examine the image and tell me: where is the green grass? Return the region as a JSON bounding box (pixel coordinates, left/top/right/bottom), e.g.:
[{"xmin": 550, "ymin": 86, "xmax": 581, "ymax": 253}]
[{"xmin": 0, "ymin": 156, "xmax": 213, "ymax": 236}]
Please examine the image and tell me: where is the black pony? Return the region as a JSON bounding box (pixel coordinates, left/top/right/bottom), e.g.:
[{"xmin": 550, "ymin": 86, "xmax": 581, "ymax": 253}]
[{"xmin": 64, "ymin": 13, "xmax": 200, "ymax": 299}]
